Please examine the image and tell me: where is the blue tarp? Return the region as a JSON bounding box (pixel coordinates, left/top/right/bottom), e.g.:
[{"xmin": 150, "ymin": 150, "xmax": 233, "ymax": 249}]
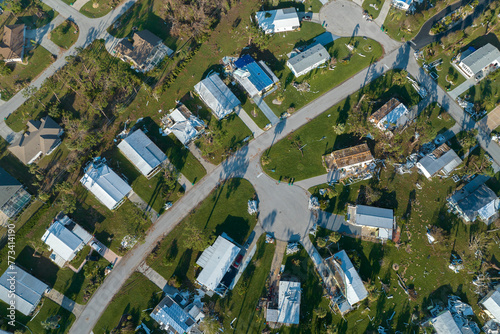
[{"xmin": 234, "ymin": 55, "xmax": 274, "ymax": 93}]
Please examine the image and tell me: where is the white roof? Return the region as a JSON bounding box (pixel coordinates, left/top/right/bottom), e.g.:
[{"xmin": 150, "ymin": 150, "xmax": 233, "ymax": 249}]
[
  {"xmin": 167, "ymin": 108, "xmax": 204, "ymax": 145},
  {"xmin": 461, "ymin": 43, "xmax": 500, "ymax": 75},
  {"xmin": 277, "ymin": 281, "xmax": 301, "ymax": 324},
  {"xmin": 431, "ymin": 311, "xmax": 462, "ymax": 334},
  {"xmin": 333, "ymin": 250, "xmax": 368, "ymax": 307},
  {"xmin": 194, "ymin": 74, "xmax": 240, "ymax": 119},
  {"xmin": 118, "ymin": 129, "xmax": 167, "ymax": 176},
  {"xmin": 355, "ymin": 205, "xmax": 394, "ymax": 229},
  {"xmin": 255, "ymin": 8, "xmax": 300, "ymax": 33},
  {"xmin": 0, "ymin": 265, "xmax": 48, "ymax": 315},
  {"xmin": 287, "ymin": 44, "xmax": 330, "ymax": 76},
  {"xmin": 481, "ymin": 286, "xmax": 500, "ymax": 322},
  {"xmin": 418, "ymin": 147, "xmax": 462, "ymax": 178},
  {"xmin": 379, "ymin": 103, "xmax": 410, "ymax": 129},
  {"xmin": 80, "ymin": 160, "xmax": 132, "ymax": 210},
  {"xmin": 196, "ymin": 235, "xmax": 240, "ymax": 291},
  {"xmin": 41, "ymin": 221, "xmax": 85, "ymax": 261}
]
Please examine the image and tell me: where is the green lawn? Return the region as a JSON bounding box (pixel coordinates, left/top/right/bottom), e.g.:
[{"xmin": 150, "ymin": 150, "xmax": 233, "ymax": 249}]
[
  {"xmin": 419, "ymin": 101, "xmax": 456, "ymax": 134},
  {"xmin": 263, "ymin": 70, "xmax": 422, "ymax": 181},
  {"xmin": 383, "ymin": 0, "xmax": 455, "ymax": 42},
  {"xmin": 50, "ymin": 20, "xmax": 79, "ymax": 50},
  {"xmin": 305, "ymin": 171, "xmax": 500, "ymax": 332},
  {"xmin": 418, "ymin": 50, "xmax": 466, "ymax": 91},
  {"xmin": 194, "ymin": 113, "xmax": 253, "ymax": 165},
  {"xmin": 80, "ymin": 0, "xmax": 118, "ymax": 18},
  {"xmin": 29, "ymin": 299, "xmax": 75, "ymax": 333},
  {"xmin": 106, "ymin": 148, "xmax": 184, "ymax": 213},
  {"xmin": 147, "ymin": 178, "xmax": 258, "ymax": 287},
  {"xmin": 107, "ymin": 0, "xmax": 178, "ymax": 49},
  {"xmin": 363, "ymin": 0, "xmax": 383, "ymax": 19},
  {"xmin": 16, "ymin": 1, "xmax": 58, "ymax": 29},
  {"xmin": 460, "ymin": 68, "xmax": 500, "ymax": 112},
  {"xmin": 94, "ymin": 272, "xmax": 163, "ymax": 333},
  {"xmin": 263, "ymin": 36, "xmax": 384, "ymax": 117},
  {"xmin": 0, "ymin": 45, "xmax": 53, "ymax": 102}
]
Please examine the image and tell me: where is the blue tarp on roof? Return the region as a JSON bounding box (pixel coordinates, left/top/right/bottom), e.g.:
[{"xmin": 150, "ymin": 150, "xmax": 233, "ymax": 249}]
[{"xmin": 234, "ymin": 55, "xmax": 274, "ymax": 93}]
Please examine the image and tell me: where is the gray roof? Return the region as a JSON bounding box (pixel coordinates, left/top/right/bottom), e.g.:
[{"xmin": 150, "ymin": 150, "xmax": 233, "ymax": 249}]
[
  {"xmin": 431, "ymin": 311, "xmax": 462, "ymax": 334},
  {"xmin": 453, "ymin": 184, "xmax": 498, "ymax": 221},
  {"xmin": 418, "ymin": 146, "xmax": 462, "ymax": 177},
  {"xmin": 151, "ymin": 296, "xmax": 195, "ymax": 333},
  {"xmin": 461, "ymin": 44, "xmax": 500, "ymax": 75},
  {"xmin": 480, "ymin": 285, "xmax": 500, "ymax": 322},
  {"xmin": 0, "ymin": 265, "xmax": 48, "ymax": 315},
  {"xmin": 355, "ymin": 205, "xmax": 394, "ymax": 229},
  {"xmin": 0, "ymin": 167, "xmax": 22, "ymax": 208},
  {"xmin": 333, "ymin": 250, "xmax": 368, "ymax": 307},
  {"xmin": 118, "ymin": 129, "xmax": 167, "ymax": 177},
  {"xmin": 194, "ymin": 74, "xmax": 241, "ymax": 119},
  {"xmin": 287, "ymin": 44, "xmax": 330, "ymax": 76}
]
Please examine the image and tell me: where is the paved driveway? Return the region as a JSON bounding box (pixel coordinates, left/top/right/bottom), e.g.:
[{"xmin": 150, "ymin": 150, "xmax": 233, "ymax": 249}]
[{"xmin": 319, "ymin": 0, "xmax": 402, "ymax": 53}]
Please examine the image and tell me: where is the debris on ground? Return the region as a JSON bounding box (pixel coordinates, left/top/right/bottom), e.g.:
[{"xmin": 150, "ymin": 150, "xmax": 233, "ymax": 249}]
[
  {"xmin": 292, "ymin": 81, "xmax": 310, "ymax": 92},
  {"xmin": 248, "ymin": 200, "xmax": 258, "ymax": 215},
  {"xmin": 309, "ymin": 197, "xmax": 320, "ymax": 210},
  {"xmin": 286, "ymin": 242, "xmax": 300, "ymax": 255},
  {"xmin": 121, "ymin": 235, "xmax": 138, "ymax": 249},
  {"xmin": 266, "ymin": 233, "xmax": 275, "ymax": 244}
]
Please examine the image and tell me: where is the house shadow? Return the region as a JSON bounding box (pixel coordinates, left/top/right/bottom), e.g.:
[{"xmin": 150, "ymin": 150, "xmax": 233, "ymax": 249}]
[
  {"xmin": 215, "ymin": 215, "xmax": 250, "ymax": 246},
  {"xmin": 173, "ymin": 249, "xmax": 194, "ymax": 289},
  {"xmin": 16, "ymin": 246, "xmax": 59, "ymax": 287}
]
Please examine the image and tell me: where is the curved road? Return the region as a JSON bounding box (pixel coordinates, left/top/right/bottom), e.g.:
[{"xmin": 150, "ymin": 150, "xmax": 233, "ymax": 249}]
[{"xmin": 412, "ymin": 0, "xmax": 493, "ymax": 49}]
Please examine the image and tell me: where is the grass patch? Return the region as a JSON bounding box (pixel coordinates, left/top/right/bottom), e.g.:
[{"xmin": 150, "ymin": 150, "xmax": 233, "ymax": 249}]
[
  {"xmin": 69, "ymin": 245, "xmax": 91, "ymax": 268},
  {"xmin": 147, "ymin": 178, "xmax": 257, "ymax": 287},
  {"xmin": 363, "ymin": 0, "xmax": 383, "ymax": 19},
  {"xmin": 107, "ymin": 0, "xmax": 177, "ymax": 49},
  {"xmin": 194, "ymin": 113, "xmax": 253, "ymax": 165},
  {"xmin": 50, "ymin": 20, "xmax": 79, "ymax": 50},
  {"xmin": 14, "ymin": 1, "xmax": 58, "ymax": 29},
  {"xmin": 419, "ymin": 101, "xmax": 456, "ymax": 134},
  {"xmin": 418, "ymin": 48, "xmax": 466, "ymax": 91},
  {"xmin": 0, "ymin": 45, "xmax": 53, "ymax": 102},
  {"xmin": 94, "ymin": 272, "xmax": 163, "ymax": 333},
  {"xmin": 307, "ymin": 171, "xmax": 500, "ymax": 332},
  {"xmin": 263, "ymin": 36, "xmax": 384, "ymax": 116},
  {"xmin": 213, "ymin": 235, "xmax": 275, "ymax": 332},
  {"xmin": 263, "ymin": 70, "xmax": 421, "ymax": 181},
  {"xmin": 383, "ymin": 0, "xmax": 455, "ymax": 42},
  {"xmin": 80, "ymin": 0, "xmax": 118, "ymax": 18},
  {"xmin": 461, "ymin": 69, "xmax": 500, "ymax": 112}
]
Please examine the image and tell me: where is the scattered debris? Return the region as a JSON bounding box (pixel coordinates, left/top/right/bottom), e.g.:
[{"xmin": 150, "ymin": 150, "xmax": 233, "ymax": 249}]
[
  {"xmin": 309, "ymin": 197, "xmax": 320, "ymax": 210},
  {"xmin": 266, "ymin": 233, "xmax": 275, "ymax": 244},
  {"xmin": 286, "ymin": 242, "xmax": 300, "ymax": 255},
  {"xmin": 248, "ymin": 200, "xmax": 258, "ymax": 215},
  {"xmin": 292, "ymin": 81, "xmax": 310, "ymax": 92},
  {"xmin": 121, "ymin": 235, "xmax": 138, "ymax": 249}
]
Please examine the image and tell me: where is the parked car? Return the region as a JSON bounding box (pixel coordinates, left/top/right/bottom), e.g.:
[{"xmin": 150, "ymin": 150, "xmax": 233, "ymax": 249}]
[
  {"xmin": 90, "ymin": 241, "xmax": 102, "ymax": 253},
  {"xmin": 232, "ymin": 254, "xmax": 243, "ymax": 269},
  {"xmin": 302, "ymin": 15, "xmax": 312, "ymax": 21}
]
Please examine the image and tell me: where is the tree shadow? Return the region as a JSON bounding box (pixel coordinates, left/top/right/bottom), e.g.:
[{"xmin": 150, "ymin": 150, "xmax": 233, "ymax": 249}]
[
  {"xmin": 173, "ymin": 249, "xmax": 193, "ymax": 288},
  {"xmin": 215, "ymin": 215, "xmax": 250, "ymax": 246},
  {"xmin": 16, "ymin": 246, "xmax": 59, "ymax": 286}
]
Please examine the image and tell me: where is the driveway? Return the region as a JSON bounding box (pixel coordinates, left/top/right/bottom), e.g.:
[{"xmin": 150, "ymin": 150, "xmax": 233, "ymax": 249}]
[{"xmin": 319, "ymin": 0, "xmax": 402, "ymax": 53}]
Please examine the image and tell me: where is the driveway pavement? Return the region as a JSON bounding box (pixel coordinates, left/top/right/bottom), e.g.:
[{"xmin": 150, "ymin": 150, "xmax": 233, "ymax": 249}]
[
  {"xmin": 448, "ymin": 78, "xmax": 475, "ymax": 100},
  {"xmin": 374, "ymin": 0, "xmax": 391, "ymax": 27},
  {"xmin": 45, "ymin": 289, "xmax": 85, "ymax": 316},
  {"xmin": 319, "ymin": 0, "xmax": 402, "ymax": 53}
]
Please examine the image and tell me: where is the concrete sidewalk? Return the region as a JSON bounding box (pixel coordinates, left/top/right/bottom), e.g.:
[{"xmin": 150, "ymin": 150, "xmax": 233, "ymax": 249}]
[
  {"xmin": 188, "ymin": 142, "xmax": 216, "ymax": 174},
  {"xmin": 128, "ymin": 191, "xmax": 159, "ymax": 222},
  {"xmin": 72, "ymin": 0, "xmax": 90, "ymax": 10},
  {"xmin": 136, "ymin": 262, "xmax": 178, "ymax": 295},
  {"xmin": 45, "ymin": 289, "xmax": 85, "ymax": 316},
  {"xmin": 448, "ymin": 78, "xmax": 475, "ymax": 100},
  {"xmin": 235, "ymin": 106, "xmax": 263, "ymax": 137},
  {"xmin": 253, "ymin": 96, "xmax": 279, "ymax": 125},
  {"xmin": 374, "ymin": 0, "xmax": 391, "ymax": 27}
]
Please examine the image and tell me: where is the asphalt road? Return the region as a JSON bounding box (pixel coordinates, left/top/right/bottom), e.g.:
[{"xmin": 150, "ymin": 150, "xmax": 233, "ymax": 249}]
[{"xmin": 411, "ymin": 0, "xmax": 493, "ymax": 49}]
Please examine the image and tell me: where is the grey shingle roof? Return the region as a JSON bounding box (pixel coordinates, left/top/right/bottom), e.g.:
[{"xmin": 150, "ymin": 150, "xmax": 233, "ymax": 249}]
[
  {"xmin": 287, "ymin": 44, "xmax": 330, "ymax": 76},
  {"xmin": 461, "ymin": 43, "xmax": 500, "ymax": 75}
]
